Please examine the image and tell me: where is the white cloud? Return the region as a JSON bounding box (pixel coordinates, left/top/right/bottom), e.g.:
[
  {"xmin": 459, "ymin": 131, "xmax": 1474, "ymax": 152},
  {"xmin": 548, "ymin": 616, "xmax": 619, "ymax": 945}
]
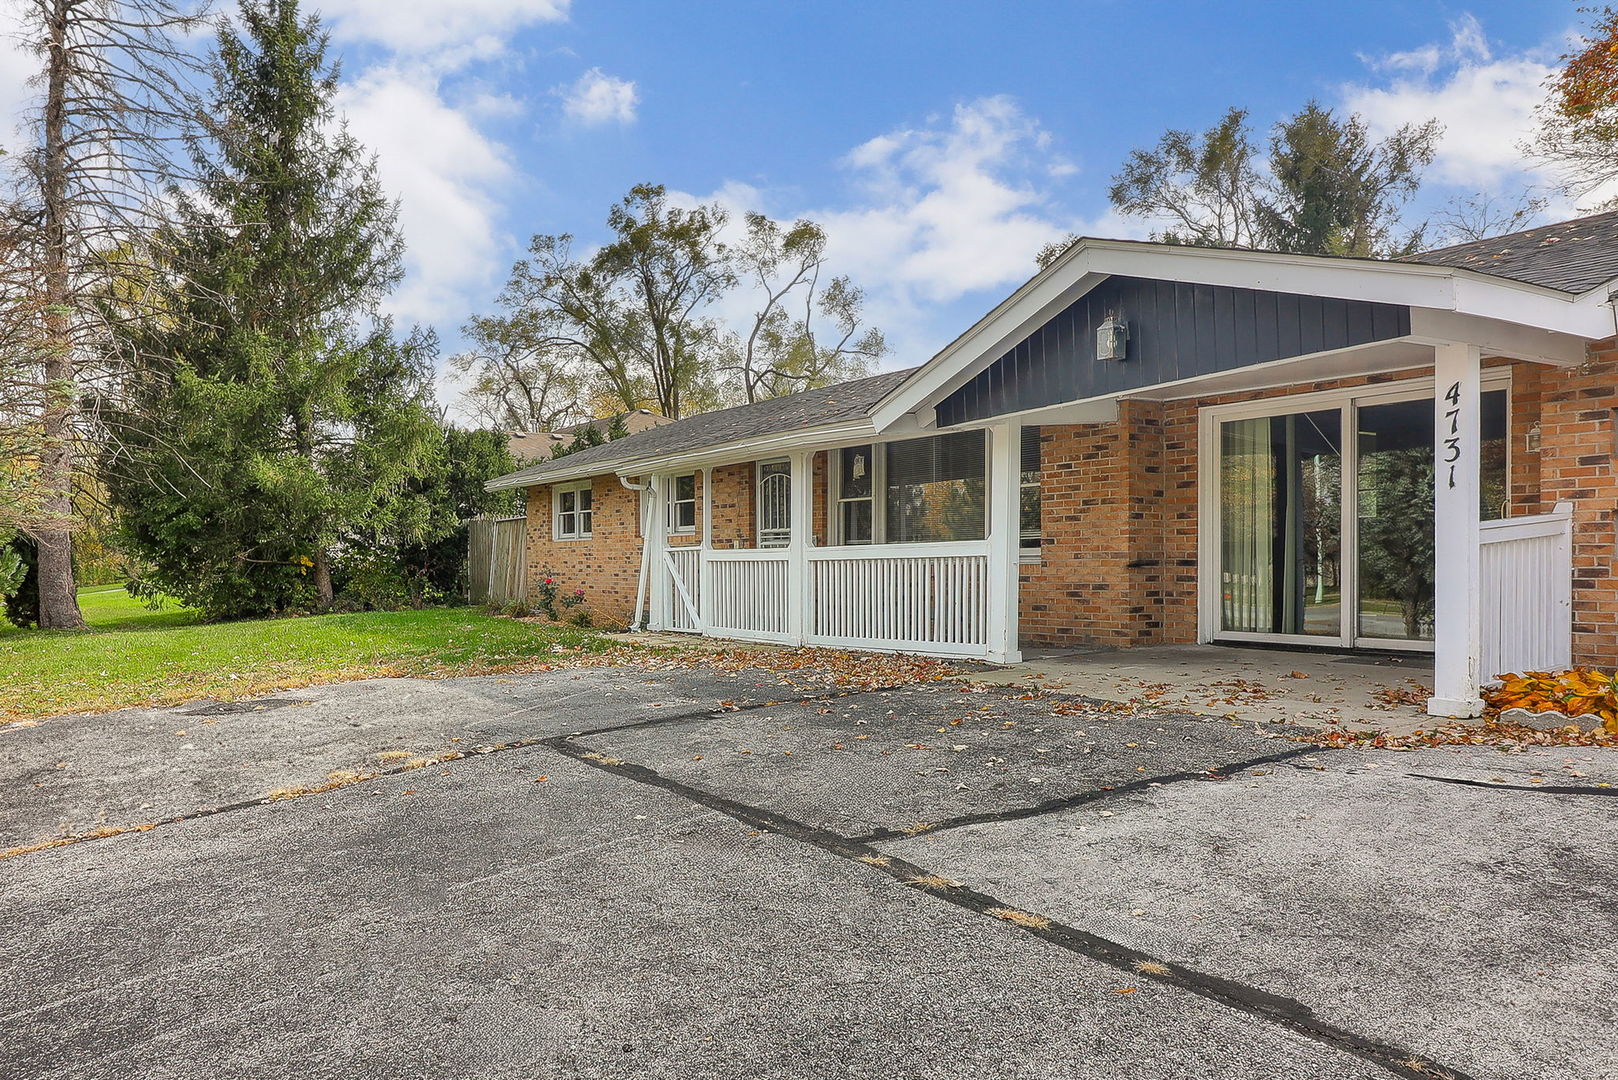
[
  {"xmin": 316, "ymin": 0, "xmax": 569, "ymax": 60},
  {"xmin": 560, "ymin": 67, "xmax": 638, "ymax": 125},
  {"xmin": 339, "ymin": 66, "xmax": 513, "ymax": 326},
  {"xmin": 1341, "ymin": 15, "xmax": 1563, "ymax": 196},
  {"xmin": 815, "ymin": 96, "xmax": 1116, "ymax": 306},
  {"xmin": 672, "ymin": 97, "xmax": 1128, "ymax": 371}
]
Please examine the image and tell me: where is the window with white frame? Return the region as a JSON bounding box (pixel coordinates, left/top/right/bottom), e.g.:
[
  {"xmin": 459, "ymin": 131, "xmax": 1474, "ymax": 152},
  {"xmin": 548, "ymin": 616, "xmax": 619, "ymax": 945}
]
[
  {"xmin": 1020, "ymin": 425, "xmax": 1042, "ymax": 551},
  {"xmin": 757, "ymin": 460, "xmax": 792, "ymax": 547},
  {"xmin": 667, "ymin": 474, "xmax": 697, "ymax": 534},
  {"xmin": 836, "ymin": 446, "xmax": 874, "ymax": 544},
  {"xmin": 554, "ymin": 482, "xmax": 593, "ymax": 539}
]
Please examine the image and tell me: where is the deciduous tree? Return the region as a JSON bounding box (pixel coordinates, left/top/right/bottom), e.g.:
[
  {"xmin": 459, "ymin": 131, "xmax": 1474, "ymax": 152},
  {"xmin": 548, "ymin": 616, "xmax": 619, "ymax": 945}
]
[
  {"xmin": 1534, "ymin": 5, "xmax": 1618, "ymax": 199},
  {"xmin": 7, "ymin": 0, "xmax": 210, "ymax": 628},
  {"xmin": 724, "ymin": 212, "xmax": 885, "ymax": 403},
  {"xmin": 1093, "ymin": 102, "xmax": 1440, "ymax": 261}
]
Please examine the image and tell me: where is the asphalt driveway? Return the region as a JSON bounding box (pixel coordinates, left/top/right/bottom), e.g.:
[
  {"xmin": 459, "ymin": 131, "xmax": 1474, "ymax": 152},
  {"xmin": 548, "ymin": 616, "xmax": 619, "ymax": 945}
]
[{"xmin": 2, "ymin": 663, "xmax": 1615, "ymax": 1080}]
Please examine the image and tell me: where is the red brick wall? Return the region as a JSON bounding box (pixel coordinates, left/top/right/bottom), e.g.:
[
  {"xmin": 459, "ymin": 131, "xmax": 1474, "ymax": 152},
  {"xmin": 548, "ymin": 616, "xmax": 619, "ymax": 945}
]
[
  {"xmin": 1536, "ymin": 338, "xmax": 1618, "ymax": 665},
  {"xmin": 1018, "ymin": 402, "xmax": 1166, "ymax": 647},
  {"xmin": 523, "ymin": 476, "xmax": 643, "ymax": 627},
  {"xmin": 520, "ymin": 454, "xmax": 833, "ymax": 626},
  {"xmin": 1018, "ymin": 358, "xmax": 1550, "ymax": 651}
]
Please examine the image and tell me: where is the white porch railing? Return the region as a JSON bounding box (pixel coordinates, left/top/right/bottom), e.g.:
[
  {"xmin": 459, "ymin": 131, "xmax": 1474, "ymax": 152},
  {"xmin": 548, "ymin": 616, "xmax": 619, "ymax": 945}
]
[
  {"xmin": 653, "ymin": 541, "xmax": 992, "ymax": 656},
  {"xmin": 1479, "ymin": 501, "xmax": 1573, "ymax": 678},
  {"xmin": 806, "ymin": 543, "xmax": 988, "ymax": 655},
  {"xmin": 702, "ymin": 548, "xmax": 793, "ymax": 642}
]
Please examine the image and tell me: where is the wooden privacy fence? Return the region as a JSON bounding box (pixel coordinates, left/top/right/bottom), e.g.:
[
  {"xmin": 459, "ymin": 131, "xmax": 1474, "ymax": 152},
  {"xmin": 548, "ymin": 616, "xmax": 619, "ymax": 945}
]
[{"xmin": 468, "ymin": 515, "xmax": 527, "ymax": 606}]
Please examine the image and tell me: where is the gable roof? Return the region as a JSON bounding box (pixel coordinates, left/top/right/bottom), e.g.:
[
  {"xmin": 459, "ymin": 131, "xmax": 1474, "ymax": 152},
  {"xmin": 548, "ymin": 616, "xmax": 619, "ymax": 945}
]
[
  {"xmin": 486, "ymin": 367, "xmax": 917, "ymax": 489},
  {"xmin": 1406, "ymin": 209, "xmax": 1618, "ymax": 295}
]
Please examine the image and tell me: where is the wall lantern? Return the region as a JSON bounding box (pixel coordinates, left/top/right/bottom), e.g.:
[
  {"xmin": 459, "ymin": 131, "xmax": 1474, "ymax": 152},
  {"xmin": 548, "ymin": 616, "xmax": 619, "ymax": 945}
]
[
  {"xmin": 1096, "ymin": 312, "xmax": 1129, "ymax": 361},
  {"xmin": 1526, "ymin": 420, "xmax": 1541, "ymax": 454}
]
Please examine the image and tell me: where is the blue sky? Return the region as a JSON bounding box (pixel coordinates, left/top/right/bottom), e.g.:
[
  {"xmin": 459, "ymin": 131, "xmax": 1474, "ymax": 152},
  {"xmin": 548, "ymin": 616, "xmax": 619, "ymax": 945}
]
[{"xmin": 1, "ymin": 1, "xmax": 1593, "ymax": 415}]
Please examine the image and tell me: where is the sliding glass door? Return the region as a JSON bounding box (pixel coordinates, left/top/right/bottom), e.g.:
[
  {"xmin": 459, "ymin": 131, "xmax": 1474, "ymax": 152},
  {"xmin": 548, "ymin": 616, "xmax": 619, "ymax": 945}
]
[
  {"xmin": 1218, "ymin": 409, "xmax": 1342, "ymax": 639},
  {"xmin": 1211, "ymin": 382, "xmax": 1507, "ymax": 650}
]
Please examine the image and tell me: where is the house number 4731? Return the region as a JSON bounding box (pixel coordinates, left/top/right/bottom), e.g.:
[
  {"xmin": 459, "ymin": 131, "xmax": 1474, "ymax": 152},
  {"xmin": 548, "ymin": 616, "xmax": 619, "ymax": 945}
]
[{"xmin": 1443, "ymin": 380, "xmax": 1463, "ymax": 490}]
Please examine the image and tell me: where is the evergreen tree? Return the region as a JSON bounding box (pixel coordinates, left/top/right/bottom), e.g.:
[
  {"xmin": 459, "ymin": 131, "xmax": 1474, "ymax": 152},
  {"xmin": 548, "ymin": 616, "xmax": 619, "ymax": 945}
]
[{"xmin": 105, "ymin": 0, "xmax": 441, "ymax": 618}]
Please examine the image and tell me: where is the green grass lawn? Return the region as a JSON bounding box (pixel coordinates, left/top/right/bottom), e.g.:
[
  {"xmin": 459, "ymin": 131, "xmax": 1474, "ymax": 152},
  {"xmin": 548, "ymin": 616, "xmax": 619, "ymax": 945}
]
[{"xmin": 0, "ymin": 586, "xmax": 626, "ymax": 721}]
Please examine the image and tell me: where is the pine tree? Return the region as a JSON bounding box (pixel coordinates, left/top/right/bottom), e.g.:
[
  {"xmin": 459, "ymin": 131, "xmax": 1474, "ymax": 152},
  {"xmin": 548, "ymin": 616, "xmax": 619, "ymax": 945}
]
[{"xmin": 105, "ymin": 0, "xmax": 441, "ymax": 618}]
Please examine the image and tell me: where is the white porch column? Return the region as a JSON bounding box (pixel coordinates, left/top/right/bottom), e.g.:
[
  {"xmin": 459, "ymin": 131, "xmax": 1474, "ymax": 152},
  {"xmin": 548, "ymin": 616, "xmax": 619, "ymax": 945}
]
[
  {"xmin": 646, "ymin": 474, "xmax": 668, "ymax": 632},
  {"xmin": 986, "ymin": 421, "xmax": 1023, "ymax": 664},
  {"xmin": 1428, "ymin": 343, "xmax": 1484, "ymax": 718},
  {"xmin": 787, "ymin": 451, "xmax": 814, "ymax": 645},
  {"xmin": 697, "ymin": 466, "xmax": 713, "ymax": 634}
]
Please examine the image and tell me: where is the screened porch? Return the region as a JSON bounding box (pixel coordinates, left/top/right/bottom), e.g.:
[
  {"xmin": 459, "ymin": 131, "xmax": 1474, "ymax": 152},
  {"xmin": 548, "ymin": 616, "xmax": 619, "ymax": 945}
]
[{"xmin": 639, "ymin": 424, "xmax": 1036, "ymax": 660}]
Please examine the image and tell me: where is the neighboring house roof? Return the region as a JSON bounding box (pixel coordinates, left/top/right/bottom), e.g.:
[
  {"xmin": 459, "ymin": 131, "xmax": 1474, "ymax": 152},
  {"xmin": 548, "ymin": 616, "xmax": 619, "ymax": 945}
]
[
  {"xmin": 1404, "ymin": 209, "xmax": 1618, "ymax": 295},
  {"xmin": 506, "ymin": 409, "xmax": 672, "ymax": 464},
  {"xmin": 487, "ymin": 368, "xmax": 916, "ymax": 489}
]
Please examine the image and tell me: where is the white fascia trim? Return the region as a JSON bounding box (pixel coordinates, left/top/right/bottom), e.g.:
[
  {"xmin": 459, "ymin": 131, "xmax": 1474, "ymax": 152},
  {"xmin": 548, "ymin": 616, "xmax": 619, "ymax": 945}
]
[
  {"xmin": 487, "ymin": 419, "xmax": 880, "ymax": 491},
  {"xmin": 869, "ymin": 237, "xmax": 1614, "ymax": 433}
]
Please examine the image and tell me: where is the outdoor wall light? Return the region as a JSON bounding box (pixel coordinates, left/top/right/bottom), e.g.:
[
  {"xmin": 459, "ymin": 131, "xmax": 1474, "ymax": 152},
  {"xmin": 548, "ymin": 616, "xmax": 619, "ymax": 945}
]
[
  {"xmin": 1526, "ymin": 420, "xmax": 1541, "ymax": 453},
  {"xmin": 1097, "ymin": 312, "xmax": 1129, "ymax": 361}
]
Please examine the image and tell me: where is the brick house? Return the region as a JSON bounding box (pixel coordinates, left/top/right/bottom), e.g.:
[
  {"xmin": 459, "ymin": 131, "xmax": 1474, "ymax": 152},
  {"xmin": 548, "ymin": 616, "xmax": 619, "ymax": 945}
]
[{"xmin": 488, "ymin": 212, "xmax": 1618, "ymax": 719}]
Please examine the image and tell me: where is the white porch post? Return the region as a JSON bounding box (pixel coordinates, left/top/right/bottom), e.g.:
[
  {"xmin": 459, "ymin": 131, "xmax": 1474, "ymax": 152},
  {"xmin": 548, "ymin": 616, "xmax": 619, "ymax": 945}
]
[
  {"xmin": 986, "ymin": 421, "xmax": 1023, "ymax": 664},
  {"xmin": 697, "ymin": 466, "xmax": 713, "ymax": 634},
  {"xmin": 787, "ymin": 451, "xmax": 813, "ymax": 645},
  {"xmin": 646, "ymin": 474, "xmax": 668, "ymax": 632},
  {"xmin": 1428, "ymin": 343, "xmax": 1484, "ymax": 718}
]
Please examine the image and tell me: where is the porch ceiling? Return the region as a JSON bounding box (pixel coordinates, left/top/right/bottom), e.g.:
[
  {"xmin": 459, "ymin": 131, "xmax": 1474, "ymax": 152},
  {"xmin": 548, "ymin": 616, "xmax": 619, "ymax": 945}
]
[{"xmin": 1125, "ymin": 339, "xmax": 1444, "ymax": 402}]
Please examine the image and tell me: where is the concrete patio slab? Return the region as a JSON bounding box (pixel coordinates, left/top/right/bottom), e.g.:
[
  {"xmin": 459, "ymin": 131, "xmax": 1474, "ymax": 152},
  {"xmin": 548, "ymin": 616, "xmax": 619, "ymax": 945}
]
[{"xmin": 975, "ymin": 644, "xmax": 1436, "ymax": 733}]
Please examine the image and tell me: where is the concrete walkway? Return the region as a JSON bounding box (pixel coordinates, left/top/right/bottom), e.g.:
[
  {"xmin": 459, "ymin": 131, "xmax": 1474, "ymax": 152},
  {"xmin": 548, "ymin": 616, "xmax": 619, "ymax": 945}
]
[{"xmin": 973, "ymin": 644, "xmax": 1437, "ymax": 733}]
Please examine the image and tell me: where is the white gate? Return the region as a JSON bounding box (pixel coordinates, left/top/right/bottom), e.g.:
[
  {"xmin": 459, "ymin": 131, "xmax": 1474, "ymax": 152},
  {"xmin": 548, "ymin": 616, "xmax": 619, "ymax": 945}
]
[
  {"xmin": 663, "ymin": 546, "xmax": 702, "ymax": 632},
  {"xmin": 1479, "ymin": 502, "xmax": 1573, "ymax": 678}
]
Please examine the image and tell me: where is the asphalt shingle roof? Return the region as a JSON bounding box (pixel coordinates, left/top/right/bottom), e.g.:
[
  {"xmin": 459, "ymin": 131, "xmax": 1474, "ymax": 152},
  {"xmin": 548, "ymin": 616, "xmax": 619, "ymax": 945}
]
[
  {"xmin": 1407, "ymin": 209, "xmax": 1618, "ymax": 294},
  {"xmin": 488, "ymin": 366, "xmax": 917, "ymax": 487}
]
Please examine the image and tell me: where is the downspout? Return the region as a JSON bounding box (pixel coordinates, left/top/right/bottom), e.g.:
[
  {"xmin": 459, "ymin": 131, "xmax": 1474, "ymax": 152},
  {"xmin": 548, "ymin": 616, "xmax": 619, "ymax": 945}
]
[{"xmin": 621, "ymin": 475, "xmax": 652, "ymax": 631}]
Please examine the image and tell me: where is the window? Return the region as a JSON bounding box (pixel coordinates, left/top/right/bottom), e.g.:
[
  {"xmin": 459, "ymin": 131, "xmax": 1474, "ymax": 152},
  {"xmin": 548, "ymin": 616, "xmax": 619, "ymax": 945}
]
[
  {"xmin": 667, "ymin": 474, "xmax": 696, "ymax": 534},
  {"xmin": 884, "ymin": 430, "xmax": 986, "ymax": 543},
  {"xmin": 554, "ymin": 482, "xmax": 593, "ymax": 540},
  {"xmin": 758, "ymin": 460, "xmax": 792, "ymax": 547},
  {"xmin": 837, "ymin": 445, "xmax": 874, "ymax": 544},
  {"xmin": 1020, "ymin": 426, "xmax": 1042, "ymax": 551}
]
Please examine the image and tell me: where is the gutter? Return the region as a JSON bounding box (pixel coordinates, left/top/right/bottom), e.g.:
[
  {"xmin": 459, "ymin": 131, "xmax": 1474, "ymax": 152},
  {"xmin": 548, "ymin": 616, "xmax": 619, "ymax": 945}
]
[{"xmin": 620, "ymin": 475, "xmax": 652, "ymax": 633}]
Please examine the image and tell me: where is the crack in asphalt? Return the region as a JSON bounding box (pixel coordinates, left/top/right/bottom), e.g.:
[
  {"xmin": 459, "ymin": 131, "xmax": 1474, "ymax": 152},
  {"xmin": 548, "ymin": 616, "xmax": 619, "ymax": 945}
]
[
  {"xmin": 4, "ymin": 676, "xmax": 1482, "ymax": 1078},
  {"xmin": 0, "ymin": 684, "xmax": 902, "ymax": 861},
  {"xmin": 545, "ymin": 730, "xmax": 1472, "ymax": 1080},
  {"xmin": 1409, "ymin": 773, "xmax": 1618, "ymax": 798},
  {"xmin": 847, "ymin": 746, "xmax": 1318, "ymax": 843}
]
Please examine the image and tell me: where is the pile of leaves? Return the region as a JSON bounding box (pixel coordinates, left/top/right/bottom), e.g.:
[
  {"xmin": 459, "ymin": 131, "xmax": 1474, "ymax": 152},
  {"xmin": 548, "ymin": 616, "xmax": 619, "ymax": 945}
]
[
  {"xmin": 1485, "ymin": 669, "xmax": 1618, "ymax": 735},
  {"xmin": 1299, "ymin": 717, "xmax": 1618, "ymax": 750},
  {"xmin": 494, "ymin": 639, "xmax": 967, "ymax": 694}
]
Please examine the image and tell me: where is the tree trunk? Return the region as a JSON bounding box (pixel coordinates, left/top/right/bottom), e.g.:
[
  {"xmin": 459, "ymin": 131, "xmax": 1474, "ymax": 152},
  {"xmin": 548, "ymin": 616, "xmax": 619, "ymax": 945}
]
[
  {"xmin": 35, "ymin": 0, "xmax": 84, "ymax": 630},
  {"xmin": 311, "ymin": 547, "xmax": 334, "ymax": 609}
]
